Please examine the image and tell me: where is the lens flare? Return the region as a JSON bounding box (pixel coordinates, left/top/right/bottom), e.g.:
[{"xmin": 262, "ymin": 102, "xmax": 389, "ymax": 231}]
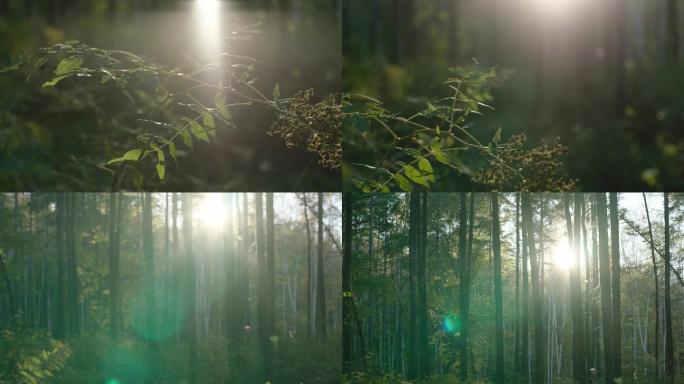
[{"xmin": 442, "ymin": 314, "xmax": 461, "ymax": 335}]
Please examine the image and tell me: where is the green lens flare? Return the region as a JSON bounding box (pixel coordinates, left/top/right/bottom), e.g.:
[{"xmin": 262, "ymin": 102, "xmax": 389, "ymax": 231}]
[
  {"xmin": 106, "ymin": 379, "xmax": 121, "ymax": 384},
  {"xmin": 442, "ymin": 314, "xmax": 461, "ymax": 334}
]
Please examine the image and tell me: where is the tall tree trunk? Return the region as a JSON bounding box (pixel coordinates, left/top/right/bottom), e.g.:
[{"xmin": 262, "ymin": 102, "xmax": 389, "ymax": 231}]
[
  {"xmin": 303, "ymin": 194, "xmax": 313, "ymax": 338},
  {"xmin": 643, "ymin": 193, "xmax": 659, "ymax": 380},
  {"xmin": 266, "ymin": 194, "xmax": 276, "ymax": 342},
  {"xmin": 182, "ymin": 194, "xmax": 198, "ymax": 384},
  {"xmin": 663, "ymin": 193, "xmax": 674, "ymax": 381},
  {"xmin": 316, "ymin": 193, "xmax": 327, "ymax": 341},
  {"xmin": 522, "ymin": 194, "xmax": 543, "ymax": 384},
  {"xmin": 417, "ymin": 193, "xmax": 428, "ymax": 377},
  {"xmin": 514, "ymin": 194, "xmax": 521, "ymax": 377},
  {"xmin": 570, "ymin": 194, "xmax": 586, "ymax": 382},
  {"xmin": 597, "ymin": 193, "xmax": 614, "ymax": 384},
  {"xmin": 408, "ymin": 193, "xmax": 419, "ymax": 379},
  {"xmin": 65, "ymin": 194, "xmax": 79, "ymax": 336},
  {"xmin": 491, "ymin": 193, "xmax": 505, "ymax": 383},
  {"xmin": 255, "ymin": 193, "xmax": 271, "ymax": 381},
  {"xmin": 143, "ymin": 193, "xmax": 156, "ymax": 345},
  {"xmin": 108, "ymin": 193, "xmax": 121, "ymax": 341},
  {"xmin": 609, "ymin": 193, "xmax": 621, "ymax": 377},
  {"xmin": 342, "ymin": 193, "xmax": 353, "ymax": 371},
  {"xmin": 521, "ymin": 194, "xmax": 530, "ymax": 382}
]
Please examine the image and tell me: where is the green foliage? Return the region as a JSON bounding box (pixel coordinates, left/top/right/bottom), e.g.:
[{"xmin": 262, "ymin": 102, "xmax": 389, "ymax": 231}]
[
  {"xmin": 344, "ymin": 63, "xmax": 576, "ymax": 192},
  {"xmin": 2, "ymin": 31, "xmax": 341, "ymax": 189},
  {"xmin": 0, "ymin": 330, "xmax": 72, "ymax": 384}
]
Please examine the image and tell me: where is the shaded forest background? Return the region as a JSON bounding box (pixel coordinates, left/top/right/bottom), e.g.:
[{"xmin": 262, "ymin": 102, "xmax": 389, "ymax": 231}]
[
  {"xmin": 0, "ymin": 193, "xmax": 341, "ymax": 383},
  {"xmin": 343, "ymin": 193, "xmax": 684, "ymax": 383},
  {"xmin": 0, "ymin": 0, "xmax": 340, "ymax": 191},
  {"xmin": 343, "ymin": 0, "xmax": 684, "ymax": 191}
]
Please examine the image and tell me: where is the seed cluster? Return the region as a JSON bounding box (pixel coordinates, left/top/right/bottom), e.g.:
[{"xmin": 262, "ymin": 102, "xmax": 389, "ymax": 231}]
[
  {"xmin": 474, "ymin": 134, "xmax": 577, "ymax": 191},
  {"xmin": 269, "ymin": 89, "xmax": 341, "ymax": 170}
]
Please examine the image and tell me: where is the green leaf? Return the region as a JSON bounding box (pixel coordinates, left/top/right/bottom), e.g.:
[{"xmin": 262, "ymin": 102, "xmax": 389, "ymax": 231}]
[
  {"xmin": 54, "ymin": 56, "xmax": 83, "ymax": 76},
  {"xmin": 215, "ymin": 93, "xmax": 232, "ymax": 120},
  {"xmin": 418, "ymin": 158, "xmax": 433, "ymax": 174},
  {"xmin": 107, "ymin": 149, "xmax": 143, "ymax": 165},
  {"xmin": 156, "ymin": 163, "xmax": 165, "ymax": 180},
  {"xmin": 433, "ymin": 150, "xmax": 450, "ymax": 165},
  {"xmin": 156, "ymin": 149, "xmax": 165, "ymax": 162},
  {"xmin": 190, "ymin": 120, "xmax": 209, "ymax": 142},
  {"xmin": 180, "ymin": 128, "xmax": 193, "ymax": 150},
  {"xmin": 393, "ymin": 174, "xmax": 412, "ymax": 191},
  {"xmin": 202, "ymin": 113, "xmax": 215, "ymax": 129},
  {"xmin": 42, "ymin": 74, "xmax": 71, "ymax": 88},
  {"xmin": 101, "ymin": 70, "xmax": 113, "ymax": 84},
  {"xmin": 168, "ymin": 141, "xmax": 177, "ymax": 162},
  {"xmin": 0, "ymin": 62, "xmax": 21, "ymax": 74},
  {"xmin": 404, "ymin": 165, "xmax": 429, "ymax": 187},
  {"xmin": 431, "ymin": 137, "xmax": 442, "ymax": 152}
]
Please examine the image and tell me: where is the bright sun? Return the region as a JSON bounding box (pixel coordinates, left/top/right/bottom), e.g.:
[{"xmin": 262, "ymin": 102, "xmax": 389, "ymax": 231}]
[
  {"xmin": 194, "ymin": 193, "xmax": 226, "ymax": 229},
  {"xmin": 551, "ymin": 240, "xmax": 573, "ymax": 270},
  {"xmin": 195, "ymin": 0, "xmax": 221, "ymax": 59}
]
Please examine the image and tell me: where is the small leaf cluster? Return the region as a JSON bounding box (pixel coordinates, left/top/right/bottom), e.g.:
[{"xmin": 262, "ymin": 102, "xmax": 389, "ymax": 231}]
[
  {"xmin": 473, "ymin": 134, "xmax": 577, "ymax": 191},
  {"xmin": 268, "ymin": 89, "xmax": 342, "ymax": 170},
  {"xmin": 0, "ymin": 330, "xmax": 72, "ymax": 384},
  {"xmin": 345, "ymin": 63, "xmax": 577, "ymax": 192}
]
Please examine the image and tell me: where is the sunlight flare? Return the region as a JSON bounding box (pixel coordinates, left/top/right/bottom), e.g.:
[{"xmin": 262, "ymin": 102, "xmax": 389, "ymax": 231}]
[
  {"xmin": 195, "ymin": 0, "xmax": 222, "ymax": 59},
  {"xmin": 552, "ymin": 240, "xmax": 573, "ymax": 270},
  {"xmin": 194, "ymin": 193, "xmax": 226, "ymax": 229}
]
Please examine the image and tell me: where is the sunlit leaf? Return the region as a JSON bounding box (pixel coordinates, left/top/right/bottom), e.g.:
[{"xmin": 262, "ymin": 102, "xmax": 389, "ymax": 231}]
[
  {"xmin": 190, "ymin": 120, "xmax": 209, "ymax": 142},
  {"xmin": 404, "ymin": 165, "xmax": 429, "ymax": 187},
  {"xmin": 393, "ymin": 174, "xmax": 412, "ymax": 191},
  {"xmin": 180, "ymin": 128, "xmax": 193, "ymax": 150},
  {"xmin": 107, "ymin": 149, "xmax": 143, "ymax": 165},
  {"xmin": 156, "ymin": 163, "xmax": 165, "ymax": 180},
  {"xmin": 418, "ymin": 158, "xmax": 433, "ymax": 174},
  {"xmin": 168, "ymin": 141, "xmax": 177, "ymax": 163},
  {"xmin": 54, "ymin": 56, "xmax": 83, "ymax": 76},
  {"xmin": 42, "ymin": 74, "xmax": 71, "ymax": 88},
  {"xmin": 202, "ymin": 113, "xmax": 215, "ymax": 129},
  {"xmin": 433, "ymin": 150, "xmax": 450, "ymax": 165}
]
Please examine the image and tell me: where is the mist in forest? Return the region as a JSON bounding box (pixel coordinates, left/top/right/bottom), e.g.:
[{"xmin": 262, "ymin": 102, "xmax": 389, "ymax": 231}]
[
  {"xmin": 343, "ymin": 193, "xmax": 684, "ymax": 383},
  {"xmin": 0, "ymin": 192, "xmax": 341, "ymax": 383}
]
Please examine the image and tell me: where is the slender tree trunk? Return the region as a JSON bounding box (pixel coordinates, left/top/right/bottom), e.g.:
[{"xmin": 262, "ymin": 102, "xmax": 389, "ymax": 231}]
[
  {"xmin": 182, "ymin": 194, "xmax": 198, "ymax": 384},
  {"xmin": 342, "ymin": 193, "xmax": 353, "ymax": 371},
  {"xmin": 108, "ymin": 193, "xmax": 121, "ymax": 341},
  {"xmin": 491, "ymin": 193, "xmax": 505, "ymax": 383},
  {"xmin": 266, "ymin": 194, "xmax": 276, "ymax": 342},
  {"xmin": 143, "ymin": 193, "xmax": 156, "ymax": 346},
  {"xmin": 643, "ymin": 193, "xmax": 659, "ymax": 380},
  {"xmin": 255, "ymin": 193, "xmax": 271, "ymax": 381},
  {"xmin": 316, "ymin": 193, "xmax": 327, "ymax": 341},
  {"xmin": 663, "ymin": 193, "xmax": 674, "ymax": 381},
  {"xmin": 65, "ymin": 194, "xmax": 79, "ymax": 336},
  {"xmin": 609, "ymin": 193, "xmax": 621, "ymax": 377},
  {"xmin": 521, "ymin": 194, "xmax": 530, "ymax": 382},
  {"xmin": 303, "ymin": 194, "xmax": 313, "ymax": 338},
  {"xmin": 514, "ymin": 194, "xmax": 521, "ymax": 377},
  {"xmin": 571, "ymin": 194, "xmax": 586, "ymax": 383},
  {"xmin": 417, "ymin": 193, "xmax": 428, "ymax": 377},
  {"xmin": 597, "ymin": 193, "xmax": 614, "ymax": 384},
  {"xmin": 522, "ymin": 194, "xmax": 543, "ymax": 384}
]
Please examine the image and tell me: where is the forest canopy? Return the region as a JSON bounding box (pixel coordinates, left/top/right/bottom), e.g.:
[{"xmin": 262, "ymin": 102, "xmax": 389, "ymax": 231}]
[
  {"xmin": 343, "ymin": 192, "xmax": 684, "ymax": 383},
  {"xmin": 0, "ymin": 192, "xmax": 341, "ymax": 383}
]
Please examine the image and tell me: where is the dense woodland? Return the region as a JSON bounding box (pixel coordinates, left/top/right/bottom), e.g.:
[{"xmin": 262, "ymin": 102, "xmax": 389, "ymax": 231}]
[
  {"xmin": 0, "ymin": 0, "xmax": 340, "ymax": 191},
  {"xmin": 343, "ymin": 0, "xmax": 684, "ymax": 191},
  {"xmin": 343, "ymin": 193, "xmax": 684, "ymax": 383},
  {"xmin": 0, "ymin": 193, "xmax": 341, "ymax": 383}
]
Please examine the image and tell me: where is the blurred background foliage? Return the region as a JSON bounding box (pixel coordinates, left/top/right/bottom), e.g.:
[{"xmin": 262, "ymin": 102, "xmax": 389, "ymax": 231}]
[
  {"xmin": 342, "ymin": 0, "xmax": 684, "ymax": 191},
  {"xmin": 0, "ymin": 0, "xmax": 340, "ymax": 191}
]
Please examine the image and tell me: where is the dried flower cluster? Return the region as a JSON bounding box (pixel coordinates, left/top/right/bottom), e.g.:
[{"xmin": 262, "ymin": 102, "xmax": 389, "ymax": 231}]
[
  {"xmin": 269, "ymin": 89, "xmax": 341, "ymax": 170},
  {"xmin": 474, "ymin": 134, "xmax": 577, "ymax": 191}
]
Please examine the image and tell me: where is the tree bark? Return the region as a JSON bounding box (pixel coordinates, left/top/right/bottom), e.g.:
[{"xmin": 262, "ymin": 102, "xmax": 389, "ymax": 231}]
[
  {"xmin": 597, "ymin": 193, "xmax": 614, "ymax": 384},
  {"xmin": 663, "ymin": 193, "xmax": 674, "ymax": 381},
  {"xmin": 491, "ymin": 193, "xmax": 505, "ymax": 383},
  {"xmin": 609, "ymin": 193, "xmax": 621, "ymax": 377}
]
